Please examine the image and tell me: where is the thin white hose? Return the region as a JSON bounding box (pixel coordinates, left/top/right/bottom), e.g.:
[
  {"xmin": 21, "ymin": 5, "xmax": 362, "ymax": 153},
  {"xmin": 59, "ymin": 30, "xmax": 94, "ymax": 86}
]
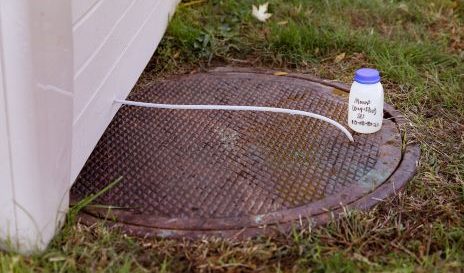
[{"xmin": 114, "ymin": 99, "xmax": 354, "ymax": 142}]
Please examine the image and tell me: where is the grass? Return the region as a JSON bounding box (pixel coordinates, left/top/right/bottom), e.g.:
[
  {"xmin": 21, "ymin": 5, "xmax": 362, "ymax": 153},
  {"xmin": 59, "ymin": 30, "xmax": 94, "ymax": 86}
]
[{"xmin": 1, "ymin": 0, "xmax": 464, "ymax": 272}]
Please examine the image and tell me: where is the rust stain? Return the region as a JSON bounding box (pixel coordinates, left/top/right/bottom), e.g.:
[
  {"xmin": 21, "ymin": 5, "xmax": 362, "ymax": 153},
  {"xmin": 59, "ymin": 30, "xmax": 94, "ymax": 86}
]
[{"xmin": 332, "ymin": 88, "xmax": 349, "ymax": 98}]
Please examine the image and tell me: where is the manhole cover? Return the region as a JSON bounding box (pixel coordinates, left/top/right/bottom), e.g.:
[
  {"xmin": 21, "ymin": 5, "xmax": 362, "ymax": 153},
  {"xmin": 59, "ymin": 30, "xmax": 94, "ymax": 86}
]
[{"xmin": 71, "ymin": 68, "xmax": 419, "ymax": 239}]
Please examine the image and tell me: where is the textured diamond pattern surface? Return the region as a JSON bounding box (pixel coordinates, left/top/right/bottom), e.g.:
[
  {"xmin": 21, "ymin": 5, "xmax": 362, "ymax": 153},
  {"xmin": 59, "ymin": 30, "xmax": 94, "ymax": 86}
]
[{"xmin": 71, "ymin": 73, "xmax": 382, "ymax": 219}]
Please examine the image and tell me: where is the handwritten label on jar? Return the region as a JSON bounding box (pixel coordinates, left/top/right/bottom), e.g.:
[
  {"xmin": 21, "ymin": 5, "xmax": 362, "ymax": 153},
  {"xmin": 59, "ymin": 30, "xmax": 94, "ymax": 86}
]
[{"xmin": 350, "ymin": 98, "xmax": 380, "ymax": 128}]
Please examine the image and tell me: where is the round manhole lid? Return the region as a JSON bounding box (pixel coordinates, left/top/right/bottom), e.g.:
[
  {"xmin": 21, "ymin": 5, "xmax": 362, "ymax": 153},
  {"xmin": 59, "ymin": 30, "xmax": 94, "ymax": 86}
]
[{"xmin": 71, "ymin": 68, "xmax": 419, "ymax": 238}]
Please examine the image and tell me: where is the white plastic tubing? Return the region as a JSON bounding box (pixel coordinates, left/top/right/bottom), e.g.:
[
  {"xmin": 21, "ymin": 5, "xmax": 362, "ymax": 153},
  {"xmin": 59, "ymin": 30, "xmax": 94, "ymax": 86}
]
[{"xmin": 114, "ymin": 99, "xmax": 354, "ymax": 142}]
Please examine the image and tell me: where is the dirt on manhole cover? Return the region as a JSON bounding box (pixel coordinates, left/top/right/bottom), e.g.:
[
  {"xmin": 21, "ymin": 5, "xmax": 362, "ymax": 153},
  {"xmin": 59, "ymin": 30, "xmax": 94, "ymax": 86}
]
[{"xmin": 71, "ymin": 68, "xmax": 419, "ymax": 239}]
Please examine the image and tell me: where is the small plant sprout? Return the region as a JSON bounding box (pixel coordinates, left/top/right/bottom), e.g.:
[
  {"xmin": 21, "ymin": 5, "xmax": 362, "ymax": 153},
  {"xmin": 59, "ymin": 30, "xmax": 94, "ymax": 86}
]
[{"xmin": 252, "ymin": 2, "xmax": 272, "ymax": 22}]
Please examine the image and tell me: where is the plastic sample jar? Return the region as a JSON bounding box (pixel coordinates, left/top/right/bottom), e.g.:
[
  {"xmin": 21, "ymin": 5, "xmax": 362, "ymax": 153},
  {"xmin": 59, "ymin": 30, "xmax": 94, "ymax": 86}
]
[{"xmin": 348, "ymin": 68, "xmax": 384, "ymax": 134}]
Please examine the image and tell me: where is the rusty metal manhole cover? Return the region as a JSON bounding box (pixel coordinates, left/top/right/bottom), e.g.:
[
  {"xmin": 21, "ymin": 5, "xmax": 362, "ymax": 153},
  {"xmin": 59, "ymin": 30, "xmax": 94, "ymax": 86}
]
[{"xmin": 71, "ymin": 68, "xmax": 419, "ymax": 239}]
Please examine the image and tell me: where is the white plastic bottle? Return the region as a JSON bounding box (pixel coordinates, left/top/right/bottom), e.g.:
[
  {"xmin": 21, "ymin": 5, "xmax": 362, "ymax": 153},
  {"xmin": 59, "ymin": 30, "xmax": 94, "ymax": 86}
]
[{"xmin": 348, "ymin": 68, "xmax": 384, "ymax": 134}]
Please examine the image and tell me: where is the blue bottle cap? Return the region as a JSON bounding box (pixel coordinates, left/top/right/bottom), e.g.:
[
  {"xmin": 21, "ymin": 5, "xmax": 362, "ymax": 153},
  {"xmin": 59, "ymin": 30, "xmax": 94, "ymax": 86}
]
[{"xmin": 354, "ymin": 68, "xmax": 381, "ymax": 84}]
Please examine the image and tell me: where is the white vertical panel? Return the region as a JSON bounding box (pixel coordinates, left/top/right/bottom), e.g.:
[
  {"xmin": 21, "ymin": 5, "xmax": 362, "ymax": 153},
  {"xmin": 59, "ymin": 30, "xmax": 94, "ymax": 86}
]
[
  {"xmin": 0, "ymin": 0, "xmax": 178, "ymax": 253},
  {"xmin": 71, "ymin": 0, "xmax": 100, "ymax": 24},
  {"xmin": 73, "ymin": 0, "xmax": 133, "ymax": 72},
  {"xmin": 71, "ymin": 0, "xmax": 179, "ymax": 181},
  {"xmin": 0, "ymin": 45, "xmax": 16, "ymax": 250},
  {"xmin": 0, "ymin": 0, "xmax": 73, "ymax": 254},
  {"xmin": 73, "ymin": 0, "xmax": 161, "ymax": 118}
]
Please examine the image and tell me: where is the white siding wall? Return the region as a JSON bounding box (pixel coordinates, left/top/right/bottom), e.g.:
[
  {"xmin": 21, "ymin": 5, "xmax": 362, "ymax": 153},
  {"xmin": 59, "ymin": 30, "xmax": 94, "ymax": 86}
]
[
  {"xmin": 0, "ymin": 0, "xmax": 73, "ymax": 253},
  {"xmin": 0, "ymin": 50, "xmax": 15, "ymax": 251},
  {"xmin": 71, "ymin": 0, "xmax": 179, "ymax": 180},
  {"xmin": 0, "ymin": 0, "xmax": 178, "ymax": 253}
]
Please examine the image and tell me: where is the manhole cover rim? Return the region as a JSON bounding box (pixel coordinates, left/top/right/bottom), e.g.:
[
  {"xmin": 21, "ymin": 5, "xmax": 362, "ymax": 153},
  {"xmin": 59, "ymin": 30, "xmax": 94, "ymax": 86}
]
[
  {"xmin": 77, "ymin": 141, "xmax": 419, "ymax": 239},
  {"xmin": 82, "ymin": 120, "xmax": 401, "ymax": 230},
  {"xmin": 74, "ymin": 68, "xmax": 419, "ymax": 236}
]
